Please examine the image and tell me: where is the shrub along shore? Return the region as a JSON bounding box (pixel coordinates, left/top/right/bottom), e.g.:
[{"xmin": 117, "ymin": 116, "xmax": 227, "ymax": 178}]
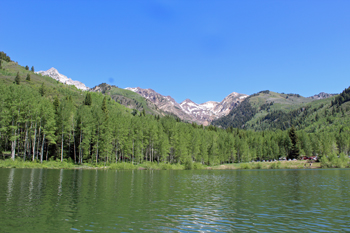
[{"xmin": 1, "ymin": 158, "xmax": 348, "ymax": 170}]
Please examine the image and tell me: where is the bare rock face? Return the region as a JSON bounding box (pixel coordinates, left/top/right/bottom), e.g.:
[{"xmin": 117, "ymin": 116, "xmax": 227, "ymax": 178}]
[
  {"xmin": 125, "ymin": 87, "xmax": 194, "ymax": 122},
  {"xmin": 36, "ymin": 68, "xmax": 90, "ymax": 91},
  {"xmin": 308, "ymin": 92, "xmax": 336, "ymax": 100},
  {"xmin": 179, "ymin": 92, "xmax": 248, "ymax": 125},
  {"xmin": 126, "ymin": 87, "xmax": 248, "ymax": 125}
]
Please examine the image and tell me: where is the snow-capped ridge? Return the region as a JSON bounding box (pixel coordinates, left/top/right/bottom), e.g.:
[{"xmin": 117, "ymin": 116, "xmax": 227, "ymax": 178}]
[
  {"xmin": 126, "ymin": 87, "xmax": 248, "ymax": 125},
  {"xmin": 36, "ymin": 67, "xmax": 90, "ymax": 91}
]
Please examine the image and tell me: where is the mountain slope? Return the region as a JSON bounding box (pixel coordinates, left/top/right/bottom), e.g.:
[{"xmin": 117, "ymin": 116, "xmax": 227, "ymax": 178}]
[
  {"xmin": 126, "ymin": 87, "xmax": 248, "ymax": 125},
  {"xmin": 213, "ymin": 91, "xmax": 349, "ymax": 132},
  {"xmin": 91, "ymin": 83, "xmax": 169, "ymax": 116},
  {"xmin": 36, "ymin": 67, "xmax": 90, "ymax": 91},
  {"xmin": 125, "ymin": 87, "xmax": 194, "ymax": 122}
]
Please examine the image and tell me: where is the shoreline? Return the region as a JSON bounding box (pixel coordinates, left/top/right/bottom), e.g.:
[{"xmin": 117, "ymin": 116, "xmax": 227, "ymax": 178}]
[{"xmin": 0, "ymin": 159, "xmax": 328, "ymax": 170}]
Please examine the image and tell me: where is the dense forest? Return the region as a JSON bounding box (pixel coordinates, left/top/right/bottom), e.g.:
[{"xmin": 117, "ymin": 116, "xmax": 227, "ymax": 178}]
[{"xmin": 1, "ymin": 52, "xmax": 350, "ymax": 167}]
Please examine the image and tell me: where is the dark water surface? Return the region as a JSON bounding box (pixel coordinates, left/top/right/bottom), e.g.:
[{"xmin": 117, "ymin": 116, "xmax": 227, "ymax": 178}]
[{"xmin": 0, "ymin": 168, "xmax": 350, "ymax": 232}]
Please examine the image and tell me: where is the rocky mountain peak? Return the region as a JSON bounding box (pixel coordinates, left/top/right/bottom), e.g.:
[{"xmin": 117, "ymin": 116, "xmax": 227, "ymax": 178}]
[
  {"xmin": 126, "ymin": 87, "xmax": 248, "ymax": 125},
  {"xmin": 36, "ymin": 68, "xmax": 90, "ymax": 91},
  {"xmin": 308, "ymin": 92, "xmax": 337, "ymax": 100}
]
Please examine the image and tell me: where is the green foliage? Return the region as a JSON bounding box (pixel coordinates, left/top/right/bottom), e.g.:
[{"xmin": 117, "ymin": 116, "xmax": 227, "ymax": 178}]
[
  {"xmin": 14, "ymin": 72, "xmax": 20, "ymax": 85},
  {"xmin": 321, "ymin": 152, "xmax": 350, "ymax": 168},
  {"xmin": 269, "ymin": 161, "xmax": 281, "ymax": 169},
  {"xmin": 240, "ymin": 163, "xmax": 252, "ymax": 169},
  {"xmin": 25, "ymin": 65, "xmax": 29, "ymax": 70},
  {"xmin": 26, "ymin": 73, "xmax": 31, "ymax": 81},
  {"xmin": 288, "ymin": 126, "xmax": 299, "ymax": 159},
  {"xmin": 332, "ymin": 86, "xmax": 350, "ymax": 107},
  {"xmin": 0, "ymin": 51, "xmax": 11, "ymax": 62},
  {"xmin": 184, "ymin": 157, "xmax": 194, "ymax": 170},
  {"xmin": 31, "ymin": 66, "xmax": 34, "ymax": 72},
  {"xmin": 212, "ymin": 97, "xmax": 257, "ymax": 128},
  {"xmin": 0, "ymin": 51, "xmax": 349, "ymax": 170},
  {"xmin": 84, "ymin": 92, "xmax": 92, "ymax": 105},
  {"xmin": 39, "ymin": 82, "xmax": 45, "ymax": 96}
]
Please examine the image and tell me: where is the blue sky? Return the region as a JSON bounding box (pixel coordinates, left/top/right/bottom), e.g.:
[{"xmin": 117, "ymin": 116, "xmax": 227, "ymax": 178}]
[{"xmin": 1, "ymin": 0, "xmax": 349, "ymax": 103}]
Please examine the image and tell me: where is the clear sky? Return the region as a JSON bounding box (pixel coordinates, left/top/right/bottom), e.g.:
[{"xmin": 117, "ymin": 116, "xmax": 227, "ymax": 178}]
[{"xmin": 1, "ymin": 0, "xmax": 349, "ymax": 104}]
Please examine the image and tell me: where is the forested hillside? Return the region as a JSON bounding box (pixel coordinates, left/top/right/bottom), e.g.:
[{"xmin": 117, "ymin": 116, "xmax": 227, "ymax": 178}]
[
  {"xmin": 1, "ymin": 52, "xmax": 350, "ymax": 167},
  {"xmin": 212, "ymin": 89, "xmax": 350, "ymax": 133},
  {"xmin": 91, "ymin": 83, "xmax": 168, "ymax": 116}
]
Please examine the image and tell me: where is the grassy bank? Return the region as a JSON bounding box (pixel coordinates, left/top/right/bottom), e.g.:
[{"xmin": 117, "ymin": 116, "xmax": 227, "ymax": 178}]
[
  {"xmin": 212, "ymin": 160, "xmax": 322, "ymax": 170},
  {"xmin": 0, "ymin": 159, "xmax": 334, "ymax": 170},
  {"xmin": 0, "ymin": 159, "xmax": 189, "ymax": 170}
]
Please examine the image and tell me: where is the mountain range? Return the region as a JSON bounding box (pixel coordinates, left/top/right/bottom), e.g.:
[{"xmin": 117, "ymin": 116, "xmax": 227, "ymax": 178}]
[
  {"xmin": 125, "ymin": 87, "xmax": 248, "ymax": 125},
  {"xmin": 37, "ymin": 67, "xmax": 339, "ymax": 127}
]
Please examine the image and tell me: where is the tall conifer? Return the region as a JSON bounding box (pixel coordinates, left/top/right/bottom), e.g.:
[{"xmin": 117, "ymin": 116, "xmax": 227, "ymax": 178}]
[{"xmin": 15, "ymin": 72, "xmax": 20, "ymax": 85}]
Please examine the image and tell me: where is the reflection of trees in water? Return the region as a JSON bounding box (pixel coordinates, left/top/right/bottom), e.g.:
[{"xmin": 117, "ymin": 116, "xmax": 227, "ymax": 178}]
[{"xmin": 6, "ymin": 168, "xmax": 15, "ymax": 202}]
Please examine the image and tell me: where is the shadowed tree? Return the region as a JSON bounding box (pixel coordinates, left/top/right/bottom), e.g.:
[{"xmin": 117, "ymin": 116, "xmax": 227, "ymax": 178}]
[
  {"xmin": 39, "ymin": 83, "xmax": 46, "ymax": 96},
  {"xmin": 26, "ymin": 73, "xmax": 31, "ymax": 81},
  {"xmin": 288, "ymin": 126, "xmax": 299, "ymax": 159},
  {"xmin": 14, "ymin": 72, "xmax": 20, "ymax": 85}
]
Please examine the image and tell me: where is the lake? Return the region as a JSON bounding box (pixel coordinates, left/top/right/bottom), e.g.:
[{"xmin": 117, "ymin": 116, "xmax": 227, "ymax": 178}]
[{"xmin": 0, "ymin": 168, "xmax": 349, "ymax": 232}]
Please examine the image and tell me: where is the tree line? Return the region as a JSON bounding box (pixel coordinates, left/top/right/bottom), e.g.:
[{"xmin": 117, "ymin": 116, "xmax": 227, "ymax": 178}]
[{"xmin": 1, "ymin": 82, "xmax": 350, "ymax": 166}]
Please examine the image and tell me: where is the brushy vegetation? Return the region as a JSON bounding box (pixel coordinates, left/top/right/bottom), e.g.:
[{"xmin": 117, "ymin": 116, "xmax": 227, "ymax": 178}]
[{"xmin": 320, "ymin": 152, "xmax": 350, "ymax": 168}]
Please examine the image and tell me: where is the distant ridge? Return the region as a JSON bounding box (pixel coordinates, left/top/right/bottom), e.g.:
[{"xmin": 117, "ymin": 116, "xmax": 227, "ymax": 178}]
[
  {"xmin": 126, "ymin": 87, "xmax": 248, "ymax": 125},
  {"xmin": 36, "ymin": 68, "xmax": 90, "ymax": 91},
  {"xmin": 308, "ymin": 92, "xmax": 337, "ymax": 100}
]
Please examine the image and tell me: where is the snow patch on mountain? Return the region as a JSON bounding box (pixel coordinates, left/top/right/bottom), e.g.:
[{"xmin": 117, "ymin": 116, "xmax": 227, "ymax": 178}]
[
  {"xmin": 36, "ymin": 68, "xmax": 90, "ymax": 91},
  {"xmin": 126, "ymin": 87, "xmax": 248, "ymax": 125}
]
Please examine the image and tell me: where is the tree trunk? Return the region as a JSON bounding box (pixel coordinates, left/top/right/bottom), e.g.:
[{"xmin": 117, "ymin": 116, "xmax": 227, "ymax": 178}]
[
  {"xmin": 115, "ymin": 140, "xmax": 118, "ymax": 163},
  {"xmin": 40, "ymin": 133, "xmax": 45, "ymax": 163},
  {"xmin": 32, "ymin": 122, "xmax": 37, "ymax": 161},
  {"xmin": 37, "ymin": 120, "xmax": 41, "ymax": 160},
  {"xmin": 11, "ymin": 119, "xmax": 16, "ymax": 161},
  {"xmin": 96, "ymin": 126, "xmax": 99, "ymax": 164},
  {"xmin": 23, "ymin": 122, "xmax": 28, "ymax": 161},
  {"xmin": 73, "ymin": 130, "xmax": 76, "ymax": 164},
  {"xmin": 132, "ymin": 139, "xmax": 134, "ymax": 165},
  {"xmin": 79, "ymin": 130, "xmax": 82, "ymax": 164},
  {"xmin": 46, "ymin": 143, "xmax": 49, "ymax": 161},
  {"xmin": 61, "ymin": 126, "xmax": 64, "ymax": 162}
]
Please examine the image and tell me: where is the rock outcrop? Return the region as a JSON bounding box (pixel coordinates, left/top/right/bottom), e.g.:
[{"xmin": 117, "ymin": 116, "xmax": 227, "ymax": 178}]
[{"xmin": 36, "ymin": 68, "xmax": 90, "ymax": 91}]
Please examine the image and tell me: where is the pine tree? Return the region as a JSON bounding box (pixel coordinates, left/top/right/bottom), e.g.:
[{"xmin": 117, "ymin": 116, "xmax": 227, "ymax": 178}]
[
  {"xmin": 31, "ymin": 66, "xmax": 35, "ymax": 72},
  {"xmin": 84, "ymin": 93, "xmax": 92, "ymax": 106},
  {"xmin": 26, "ymin": 73, "xmax": 31, "ymax": 81},
  {"xmin": 14, "ymin": 72, "xmax": 20, "ymax": 85},
  {"xmin": 102, "ymin": 96, "xmax": 108, "ymax": 114},
  {"xmin": 0, "ymin": 60, "xmax": 2, "ymax": 69},
  {"xmin": 25, "ymin": 65, "xmax": 29, "ymax": 70},
  {"xmin": 288, "ymin": 126, "xmax": 299, "ymax": 159},
  {"xmin": 53, "ymin": 96, "xmax": 60, "ymax": 113},
  {"xmin": 39, "ymin": 83, "xmax": 45, "ymax": 96}
]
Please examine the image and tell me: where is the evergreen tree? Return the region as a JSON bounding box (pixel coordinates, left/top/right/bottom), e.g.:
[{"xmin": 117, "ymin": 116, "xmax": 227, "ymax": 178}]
[
  {"xmin": 25, "ymin": 65, "xmax": 29, "ymax": 70},
  {"xmin": 39, "ymin": 83, "xmax": 46, "ymax": 96},
  {"xmin": 14, "ymin": 72, "xmax": 20, "ymax": 85},
  {"xmin": 0, "ymin": 60, "xmax": 2, "ymax": 69},
  {"xmin": 0, "ymin": 51, "xmax": 11, "ymax": 61},
  {"xmin": 53, "ymin": 96, "xmax": 60, "ymax": 113},
  {"xmin": 31, "ymin": 66, "xmax": 34, "ymax": 72},
  {"xmin": 84, "ymin": 93, "xmax": 92, "ymax": 106},
  {"xmin": 288, "ymin": 126, "xmax": 299, "ymax": 159},
  {"xmin": 26, "ymin": 73, "xmax": 31, "ymax": 81},
  {"xmin": 102, "ymin": 96, "xmax": 108, "ymax": 114}
]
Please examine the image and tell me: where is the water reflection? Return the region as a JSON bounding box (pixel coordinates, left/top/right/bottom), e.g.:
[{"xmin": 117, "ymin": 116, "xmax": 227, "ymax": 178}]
[
  {"xmin": 0, "ymin": 169, "xmax": 350, "ymax": 232},
  {"xmin": 6, "ymin": 168, "xmax": 15, "ymax": 202}
]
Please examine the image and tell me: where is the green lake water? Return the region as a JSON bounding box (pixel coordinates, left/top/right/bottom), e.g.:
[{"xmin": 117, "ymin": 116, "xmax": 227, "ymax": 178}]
[{"xmin": 0, "ymin": 168, "xmax": 349, "ymax": 232}]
